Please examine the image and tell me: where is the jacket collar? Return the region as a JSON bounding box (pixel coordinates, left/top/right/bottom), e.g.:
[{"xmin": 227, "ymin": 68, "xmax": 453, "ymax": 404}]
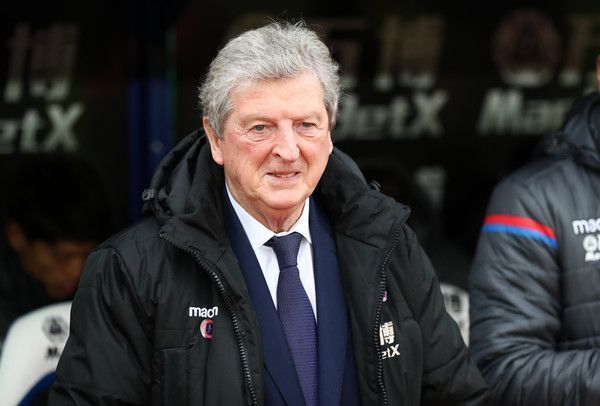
[{"xmin": 146, "ymin": 129, "xmax": 409, "ymax": 250}]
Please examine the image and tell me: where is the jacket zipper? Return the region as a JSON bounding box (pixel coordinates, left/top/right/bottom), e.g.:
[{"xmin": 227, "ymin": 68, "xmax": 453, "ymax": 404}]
[
  {"xmin": 373, "ymin": 222, "xmax": 402, "ymax": 406},
  {"xmin": 160, "ymin": 233, "xmax": 259, "ymax": 406}
]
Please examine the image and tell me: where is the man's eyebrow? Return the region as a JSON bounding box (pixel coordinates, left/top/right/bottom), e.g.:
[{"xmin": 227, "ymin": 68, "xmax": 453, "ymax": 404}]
[
  {"xmin": 297, "ymin": 112, "xmax": 326, "ymax": 120},
  {"xmin": 240, "ymin": 114, "xmax": 269, "ymax": 121},
  {"xmin": 239, "ymin": 111, "xmax": 326, "ymax": 123}
]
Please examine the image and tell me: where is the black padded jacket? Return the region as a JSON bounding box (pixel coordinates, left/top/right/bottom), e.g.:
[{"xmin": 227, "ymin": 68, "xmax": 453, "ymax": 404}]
[
  {"xmin": 469, "ymin": 92, "xmax": 600, "ymax": 405},
  {"xmin": 50, "ymin": 131, "xmax": 487, "ymax": 405}
]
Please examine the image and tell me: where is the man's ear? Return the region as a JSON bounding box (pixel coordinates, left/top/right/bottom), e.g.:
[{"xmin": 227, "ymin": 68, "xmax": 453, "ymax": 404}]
[
  {"xmin": 203, "ymin": 117, "xmax": 224, "ymax": 165},
  {"xmin": 6, "ymin": 222, "xmax": 27, "ymax": 252}
]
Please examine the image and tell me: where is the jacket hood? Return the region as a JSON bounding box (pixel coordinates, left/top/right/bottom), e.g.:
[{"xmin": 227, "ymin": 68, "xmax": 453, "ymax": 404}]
[
  {"xmin": 142, "ymin": 130, "xmax": 226, "ymax": 241},
  {"xmin": 536, "ymin": 92, "xmax": 600, "ymax": 169},
  {"xmin": 142, "ymin": 129, "xmax": 410, "ymax": 248}
]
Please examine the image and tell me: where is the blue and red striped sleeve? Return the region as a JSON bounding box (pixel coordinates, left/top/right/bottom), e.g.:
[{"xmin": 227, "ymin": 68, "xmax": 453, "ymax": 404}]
[{"xmin": 481, "ymin": 214, "xmax": 557, "ymax": 249}]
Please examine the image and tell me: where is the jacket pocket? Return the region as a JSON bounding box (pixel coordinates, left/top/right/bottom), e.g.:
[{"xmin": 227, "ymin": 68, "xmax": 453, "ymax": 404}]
[
  {"xmin": 381, "ymin": 318, "xmax": 422, "ymax": 405},
  {"xmin": 157, "ymin": 348, "xmax": 188, "ymax": 405}
]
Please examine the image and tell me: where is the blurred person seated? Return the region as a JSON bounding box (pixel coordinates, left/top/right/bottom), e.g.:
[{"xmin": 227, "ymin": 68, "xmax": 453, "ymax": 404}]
[
  {"xmin": 0, "ymin": 301, "xmax": 71, "ymax": 405},
  {"xmin": 0, "ymin": 154, "xmax": 110, "ymax": 349}
]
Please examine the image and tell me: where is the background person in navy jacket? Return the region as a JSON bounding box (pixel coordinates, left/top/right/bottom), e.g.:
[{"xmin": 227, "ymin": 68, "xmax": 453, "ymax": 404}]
[{"xmin": 469, "ymin": 55, "xmax": 600, "ymax": 405}]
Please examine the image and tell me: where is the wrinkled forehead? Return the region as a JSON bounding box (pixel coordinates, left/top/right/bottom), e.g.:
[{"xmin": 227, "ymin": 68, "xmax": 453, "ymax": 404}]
[
  {"xmin": 231, "ymin": 70, "xmax": 322, "ymax": 97},
  {"xmin": 226, "ymin": 71, "xmax": 328, "ymax": 117}
]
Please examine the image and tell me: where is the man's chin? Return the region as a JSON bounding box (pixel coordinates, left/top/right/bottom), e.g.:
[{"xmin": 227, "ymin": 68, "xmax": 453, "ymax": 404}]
[
  {"xmin": 47, "ymin": 286, "xmax": 76, "ymax": 300},
  {"xmin": 264, "ymin": 196, "xmax": 306, "ymax": 213}
]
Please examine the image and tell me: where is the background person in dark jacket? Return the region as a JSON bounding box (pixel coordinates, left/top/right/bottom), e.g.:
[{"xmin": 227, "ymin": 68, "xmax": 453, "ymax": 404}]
[
  {"xmin": 0, "ymin": 154, "xmax": 110, "ymax": 349},
  {"xmin": 51, "ymin": 21, "xmax": 487, "ymax": 405},
  {"xmin": 469, "ymin": 56, "xmax": 600, "ymax": 405}
]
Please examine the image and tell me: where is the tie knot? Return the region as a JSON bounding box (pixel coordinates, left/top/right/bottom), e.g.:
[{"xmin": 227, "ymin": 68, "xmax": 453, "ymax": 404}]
[{"xmin": 265, "ymin": 232, "xmax": 303, "ymax": 270}]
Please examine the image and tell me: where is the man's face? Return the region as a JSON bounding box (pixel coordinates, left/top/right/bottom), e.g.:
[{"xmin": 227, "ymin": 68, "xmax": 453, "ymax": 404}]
[
  {"xmin": 8, "ymin": 225, "xmax": 95, "ymax": 299},
  {"xmin": 21, "ymin": 240, "xmax": 94, "ymax": 299},
  {"xmin": 204, "ymin": 71, "xmax": 333, "ymax": 229}
]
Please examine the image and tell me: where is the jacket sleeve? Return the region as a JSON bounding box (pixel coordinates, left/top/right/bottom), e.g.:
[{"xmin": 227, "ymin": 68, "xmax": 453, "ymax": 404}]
[
  {"xmin": 49, "ymin": 247, "xmax": 154, "ymax": 405},
  {"xmin": 469, "ymin": 178, "xmax": 600, "ymax": 405},
  {"xmin": 399, "ymin": 225, "xmax": 489, "ymax": 405}
]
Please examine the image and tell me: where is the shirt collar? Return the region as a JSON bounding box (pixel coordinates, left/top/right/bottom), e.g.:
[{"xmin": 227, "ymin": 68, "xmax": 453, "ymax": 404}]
[{"xmin": 226, "ymin": 185, "xmax": 312, "ymax": 250}]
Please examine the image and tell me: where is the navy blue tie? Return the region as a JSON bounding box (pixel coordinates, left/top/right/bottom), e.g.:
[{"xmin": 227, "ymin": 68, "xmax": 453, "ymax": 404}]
[{"xmin": 266, "ymin": 232, "xmax": 318, "ymax": 406}]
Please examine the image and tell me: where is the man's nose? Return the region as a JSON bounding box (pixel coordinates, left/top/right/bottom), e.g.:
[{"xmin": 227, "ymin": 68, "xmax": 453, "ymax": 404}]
[{"xmin": 273, "ymin": 125, "xmax": 300, "ymax": 161}]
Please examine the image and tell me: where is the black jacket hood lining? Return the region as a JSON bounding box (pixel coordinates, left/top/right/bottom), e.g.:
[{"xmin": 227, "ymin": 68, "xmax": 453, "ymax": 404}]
[{"xmin": 536, "ymin": 92, "xmax": 600, "ymax": 170}]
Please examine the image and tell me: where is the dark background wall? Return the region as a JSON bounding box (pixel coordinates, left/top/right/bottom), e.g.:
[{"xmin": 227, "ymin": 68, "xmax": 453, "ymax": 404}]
[{"xmin": 1, "ymin": 1, "xmax": 599, "ymax": 322}]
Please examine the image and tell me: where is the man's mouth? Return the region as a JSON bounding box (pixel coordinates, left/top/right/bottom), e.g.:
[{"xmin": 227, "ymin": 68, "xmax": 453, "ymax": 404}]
[{"xmin": 270, "ymin": 172, "xmax": 298, "ymax": 178}]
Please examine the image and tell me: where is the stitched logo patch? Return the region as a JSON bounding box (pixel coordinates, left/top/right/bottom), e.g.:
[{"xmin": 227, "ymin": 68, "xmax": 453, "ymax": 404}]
[
  {"xmin": 572, "ymin": 219, "xmax": 600, "ymax": 262},
  {"xmin": 200, "ymin": 319, "xmax": 214, "ymax": 339},
  {"xmin": 379, "ymin": 321, "xmax": 400, "ymax": 360},
  {"xmin": 188, "ymin": 306, "xmax": 219, "ymax": 318}
]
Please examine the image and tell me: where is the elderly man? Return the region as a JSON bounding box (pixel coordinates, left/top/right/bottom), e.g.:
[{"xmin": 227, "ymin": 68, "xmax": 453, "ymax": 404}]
[
  {"xmin": 469, "ymin": 56, "xmax": 600, "ymax": 405},
  {"xmin": 51, "ymin": 21, "xmax": 486, "ymax": 405}
]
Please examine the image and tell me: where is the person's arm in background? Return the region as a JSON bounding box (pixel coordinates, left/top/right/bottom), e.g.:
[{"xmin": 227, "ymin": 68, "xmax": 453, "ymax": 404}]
[
  {"xmin": 469, "ymin": 178, "xmax": 600, "ymax": 405},
  {"xmin": 390, "ymin": 225, "xmax": 488, "ymax": 405},
  {"xmin": 0, "ymin": 298, "xmax": 20, "ymax": 350},
  {"xmin": 49, "ymin": 247, "xmax": 154, "ymax": 405}
]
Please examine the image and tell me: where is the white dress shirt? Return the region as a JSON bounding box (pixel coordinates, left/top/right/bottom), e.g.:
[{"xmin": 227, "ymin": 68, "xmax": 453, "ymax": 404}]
[{"xmin": 226, "ymin": 187, "xmax": 317, "ymax": 320}]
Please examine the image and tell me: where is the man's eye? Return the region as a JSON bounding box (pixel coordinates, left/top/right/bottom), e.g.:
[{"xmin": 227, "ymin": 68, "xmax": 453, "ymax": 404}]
[
  {"xmin": 301, "ymin": 122, "xmax": 315, "ymax": 128},
  {"xmin": 252, "ymin": 124, "xmax": 267, "ymax": 132}
]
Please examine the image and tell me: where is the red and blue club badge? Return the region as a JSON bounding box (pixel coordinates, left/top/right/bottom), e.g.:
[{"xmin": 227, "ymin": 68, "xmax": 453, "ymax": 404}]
[{"xmin": 200, "ymin": 319, "xmax": 214, "ymax": 339}]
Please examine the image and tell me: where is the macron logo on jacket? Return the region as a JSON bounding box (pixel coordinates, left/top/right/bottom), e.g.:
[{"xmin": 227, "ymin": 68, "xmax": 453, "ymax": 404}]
[
  {"xmin": 188, "ymin": 306, "xmax": 219, "ymax": 318},
  {"xmin": 572, "ymin": 218, "xmax": 600, "ymax": 262},
  {"xmin": 572, "ymin": 218, "xmax": 600, "ymax": 235}
]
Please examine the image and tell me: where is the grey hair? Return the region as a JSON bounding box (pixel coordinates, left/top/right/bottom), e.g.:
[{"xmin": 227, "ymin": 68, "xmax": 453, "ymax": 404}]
[{"xmin": 199, "ymin": 20, "xmax": 340, "ymax": 137}]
